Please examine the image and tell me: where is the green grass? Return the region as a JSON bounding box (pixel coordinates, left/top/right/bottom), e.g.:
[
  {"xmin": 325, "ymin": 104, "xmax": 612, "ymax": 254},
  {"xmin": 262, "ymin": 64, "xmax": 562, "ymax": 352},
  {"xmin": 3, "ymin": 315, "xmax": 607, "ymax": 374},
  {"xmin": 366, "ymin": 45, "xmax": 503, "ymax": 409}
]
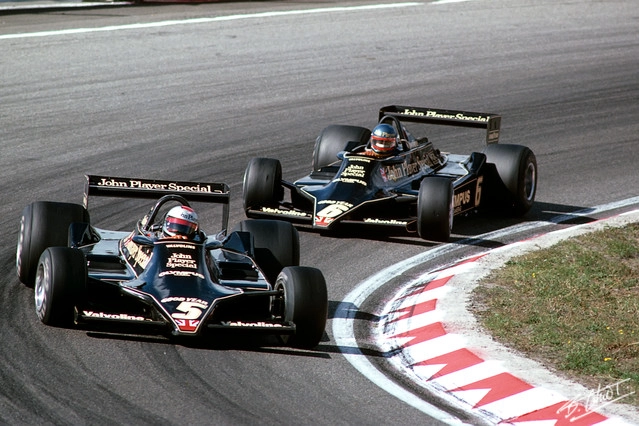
[{"xmin": 471, "ymin": 223, "xmax": 639, "ymax": 406}]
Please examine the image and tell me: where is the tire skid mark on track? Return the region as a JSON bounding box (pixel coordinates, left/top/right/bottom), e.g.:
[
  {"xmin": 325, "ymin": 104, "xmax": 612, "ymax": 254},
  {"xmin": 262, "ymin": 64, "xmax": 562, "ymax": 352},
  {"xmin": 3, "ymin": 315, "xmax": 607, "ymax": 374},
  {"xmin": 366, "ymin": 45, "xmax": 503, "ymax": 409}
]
[{"xmin": 334, "ymin": 199, "xmax": 639, "ymax": 425}]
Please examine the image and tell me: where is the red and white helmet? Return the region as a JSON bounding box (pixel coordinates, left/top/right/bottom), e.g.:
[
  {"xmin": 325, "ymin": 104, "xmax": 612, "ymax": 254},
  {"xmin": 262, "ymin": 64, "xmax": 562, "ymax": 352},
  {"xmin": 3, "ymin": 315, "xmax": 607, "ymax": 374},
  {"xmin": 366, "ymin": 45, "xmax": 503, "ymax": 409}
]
[
  {"xmin": 163, "ymin": 206, "xmax": 198, "ymax": 238},
  {"xmin": 370, "ymin": 123, "xmax": 398, "ymax": 154}
]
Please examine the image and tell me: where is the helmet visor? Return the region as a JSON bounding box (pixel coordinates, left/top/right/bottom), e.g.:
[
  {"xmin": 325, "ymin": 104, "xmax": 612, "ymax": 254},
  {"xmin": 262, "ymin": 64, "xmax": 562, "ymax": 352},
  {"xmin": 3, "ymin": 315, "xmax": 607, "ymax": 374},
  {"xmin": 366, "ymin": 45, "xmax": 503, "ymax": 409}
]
[
  {"xmin": 165, "ymin": 217, "xmax": 197, "ymax": 237},
  {"xmin": 371, "ymin": 135, "xmax": 396, "ymax": 152}
]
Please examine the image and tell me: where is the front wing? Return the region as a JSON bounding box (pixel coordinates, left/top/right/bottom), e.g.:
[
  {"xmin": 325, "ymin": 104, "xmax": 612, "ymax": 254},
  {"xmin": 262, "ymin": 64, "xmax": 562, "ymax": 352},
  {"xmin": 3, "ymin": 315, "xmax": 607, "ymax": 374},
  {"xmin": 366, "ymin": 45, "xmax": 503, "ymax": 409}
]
[
  {"xmin": 75, "ymin": 283, "xmax": 296, "ymax": 337},
  {"xmin": 246, "ymin": 179, "xmax": 418, "ymax": 230},
  {"xmin": 246, "ymin": 170, "xmax": 487, "ymax": 231}
]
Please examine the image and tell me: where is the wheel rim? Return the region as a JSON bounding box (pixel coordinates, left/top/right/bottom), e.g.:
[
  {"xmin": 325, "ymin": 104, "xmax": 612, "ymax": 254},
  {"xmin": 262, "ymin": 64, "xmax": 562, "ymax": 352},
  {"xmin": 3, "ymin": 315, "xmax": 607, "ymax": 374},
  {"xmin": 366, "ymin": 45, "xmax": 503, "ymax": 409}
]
[
  {"xmin": 15, "ymin": 215, "xmax": 25, "ymax": 276},
  {"xmin": 34, "ymin": 257, "xmax": 50, "ymax": 320},
  {"xmin": 523, "ymin": 162, "xmax": 536, "ymax": 201}
]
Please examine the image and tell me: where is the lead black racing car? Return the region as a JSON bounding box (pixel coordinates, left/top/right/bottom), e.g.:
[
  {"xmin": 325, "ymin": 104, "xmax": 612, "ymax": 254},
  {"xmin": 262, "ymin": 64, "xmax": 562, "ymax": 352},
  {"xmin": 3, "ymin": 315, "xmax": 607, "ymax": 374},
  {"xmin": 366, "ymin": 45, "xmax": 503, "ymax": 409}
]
[
  {"xmin": 16, "ymin": 175, "xmax": 327, "ymax": 348},
  {"xmin": 242, "ymin": 105, "xmax": 537, "ymax": 242}
]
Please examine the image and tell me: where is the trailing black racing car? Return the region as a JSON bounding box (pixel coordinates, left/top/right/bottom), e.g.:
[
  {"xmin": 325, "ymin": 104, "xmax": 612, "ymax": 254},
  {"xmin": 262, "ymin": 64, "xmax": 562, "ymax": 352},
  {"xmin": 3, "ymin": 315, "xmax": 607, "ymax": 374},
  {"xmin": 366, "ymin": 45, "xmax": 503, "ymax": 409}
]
[
  {"xmin": 16, "ymin": 175, "xmax": 328, "ymax": 349},
  {"xmin": 243, "ymin": 105, "xmax": 537, "ymax": 242}
]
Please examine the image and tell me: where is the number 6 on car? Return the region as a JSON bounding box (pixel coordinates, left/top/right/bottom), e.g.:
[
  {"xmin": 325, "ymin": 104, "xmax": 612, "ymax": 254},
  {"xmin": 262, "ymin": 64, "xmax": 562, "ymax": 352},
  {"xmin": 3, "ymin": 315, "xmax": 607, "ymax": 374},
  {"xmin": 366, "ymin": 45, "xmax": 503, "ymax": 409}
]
[{"xmin": 243, "ymin": 105, "xmax": 536, "ymax": 242}]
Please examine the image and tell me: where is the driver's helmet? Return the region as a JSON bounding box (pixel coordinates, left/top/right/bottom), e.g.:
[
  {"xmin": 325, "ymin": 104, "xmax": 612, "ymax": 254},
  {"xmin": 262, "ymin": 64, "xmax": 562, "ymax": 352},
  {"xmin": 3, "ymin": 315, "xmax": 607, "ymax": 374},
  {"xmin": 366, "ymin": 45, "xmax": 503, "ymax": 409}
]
[
  {"xmin": 162, "ymin": 206, "xmax": 198, "ymax": 239},
  {"xmin": 369, "ymin": 123, "xmax": 398, "ymax": 154}
]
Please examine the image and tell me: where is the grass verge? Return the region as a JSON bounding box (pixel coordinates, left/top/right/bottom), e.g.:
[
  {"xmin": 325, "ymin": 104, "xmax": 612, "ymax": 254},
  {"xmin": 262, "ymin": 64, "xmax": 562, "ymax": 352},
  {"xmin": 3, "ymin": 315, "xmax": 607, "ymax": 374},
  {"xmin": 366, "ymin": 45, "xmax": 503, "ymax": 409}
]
[{"xmin": 471, "ymin": 223, "xmax": 639, "ymax": 407}]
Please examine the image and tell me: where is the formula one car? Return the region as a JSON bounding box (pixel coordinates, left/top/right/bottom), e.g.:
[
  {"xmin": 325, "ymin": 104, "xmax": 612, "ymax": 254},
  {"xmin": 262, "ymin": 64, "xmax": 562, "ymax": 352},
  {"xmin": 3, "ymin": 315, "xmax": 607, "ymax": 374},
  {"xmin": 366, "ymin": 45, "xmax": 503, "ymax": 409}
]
[
  {"xmin": 242, "ymin": 105, "xmax": 537, "ymax": 242},
  {"xmin": 16, "ymin": 175, "xmax": 327, "ymax": 348}
]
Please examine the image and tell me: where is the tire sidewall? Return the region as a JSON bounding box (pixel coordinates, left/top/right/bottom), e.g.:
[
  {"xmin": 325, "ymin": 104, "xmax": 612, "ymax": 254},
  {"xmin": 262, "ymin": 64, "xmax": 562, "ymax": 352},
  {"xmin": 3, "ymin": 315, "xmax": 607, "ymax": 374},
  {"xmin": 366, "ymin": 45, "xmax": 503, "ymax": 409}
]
[
  {"xmin": 34, "ymin": 247, "xmax": 86, "ymax": 327},
  {"xmin": 16, "ymin": 204, "xmax": 34, "ymax": 286},
  {"xmin": 514, "ymin": 149, "xmax": 537, "ymax": 214},
  {"xmin": 34, "ymin": 249, "xmax": 53, "ymax": 323}
]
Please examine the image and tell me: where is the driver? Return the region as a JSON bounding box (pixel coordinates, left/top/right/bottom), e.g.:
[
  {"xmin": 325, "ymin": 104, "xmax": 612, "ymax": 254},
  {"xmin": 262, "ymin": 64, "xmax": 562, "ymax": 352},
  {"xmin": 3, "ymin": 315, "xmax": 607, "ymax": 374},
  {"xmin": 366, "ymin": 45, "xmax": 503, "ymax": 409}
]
[
  {"xmin": 362, "ymin": 123, "xmax": 399, "ymax": 157},
  {"xmin": 162, "ymin": 206, "xmax": 199, "ymax": 240}
]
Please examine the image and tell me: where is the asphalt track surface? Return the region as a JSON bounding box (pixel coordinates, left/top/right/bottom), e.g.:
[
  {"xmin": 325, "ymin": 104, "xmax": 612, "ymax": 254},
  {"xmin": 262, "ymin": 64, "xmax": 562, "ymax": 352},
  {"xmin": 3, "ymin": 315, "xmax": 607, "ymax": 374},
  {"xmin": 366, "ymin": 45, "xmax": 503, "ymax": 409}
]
[{"xmin": 1, "ymin": 0, "xmax": 638, "ymax": 424}]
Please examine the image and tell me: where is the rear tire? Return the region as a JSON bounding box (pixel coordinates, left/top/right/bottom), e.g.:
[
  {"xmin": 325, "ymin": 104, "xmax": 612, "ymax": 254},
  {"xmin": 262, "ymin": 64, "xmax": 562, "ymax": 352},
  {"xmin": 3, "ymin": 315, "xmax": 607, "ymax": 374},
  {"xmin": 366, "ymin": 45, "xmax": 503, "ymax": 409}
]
[
  {"xmin": 484, "ymin": 144, "xmax": 537, "ymax": 216},
  {"xmin": 312, "ymin": 125, "xmax": 370, "ymax": 171},
  {"xmin": 417, "ymin": 177, "xmax": 453, "ymax": 242},
  {"xmin": 16, "ymin": 201, "xmax": 90, "ymax": 287},
  {"xmin": 273, "ymin": 266, "xmax": 327, "ymax": 349},
  {"xmin": 231, "ymin": 219, "xmax": 300, "ymax": 283},
  {"xmin": 35, "ymin": 247, "xmax": 87, "ymax": 327},
  {"xmin": 242, "ymin": 158, "xmax": 283, "ymax": 213}
]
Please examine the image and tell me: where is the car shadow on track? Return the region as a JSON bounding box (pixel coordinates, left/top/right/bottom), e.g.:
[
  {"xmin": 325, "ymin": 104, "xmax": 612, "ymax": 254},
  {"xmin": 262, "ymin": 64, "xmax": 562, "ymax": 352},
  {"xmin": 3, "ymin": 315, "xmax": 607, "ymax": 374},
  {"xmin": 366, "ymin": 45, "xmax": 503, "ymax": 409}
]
[
  {"xmin": 84, "ymin": 329, "xmax": 333, "ymax": 358},
  {"xmin": 81, "ymin": 301, "xmax": 377, "ymax": 358},
  {"xmin": 294, "ymin": 201, "xmax": 598, "ymax": 248},
  {"xmin": 79, "ymin": 306, "xmax": 418, "ymax": 359}
]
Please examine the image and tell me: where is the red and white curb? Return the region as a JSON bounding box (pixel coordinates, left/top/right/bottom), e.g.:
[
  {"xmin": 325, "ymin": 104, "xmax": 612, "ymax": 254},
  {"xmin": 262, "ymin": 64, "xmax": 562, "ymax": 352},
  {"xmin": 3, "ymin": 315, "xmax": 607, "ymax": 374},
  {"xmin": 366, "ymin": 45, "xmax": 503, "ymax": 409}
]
[{"xmin": 375, "ymin": 209, "xmax": 639, "ymax": 425}]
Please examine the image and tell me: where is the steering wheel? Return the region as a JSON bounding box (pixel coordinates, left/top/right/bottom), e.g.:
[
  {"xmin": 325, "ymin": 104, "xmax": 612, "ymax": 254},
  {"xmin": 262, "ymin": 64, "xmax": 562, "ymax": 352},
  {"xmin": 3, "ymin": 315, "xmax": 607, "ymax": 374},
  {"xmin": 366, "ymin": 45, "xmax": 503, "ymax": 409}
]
[{"xmin": 139, "ymin": 194, "xmax": 191, "ymax": 234}]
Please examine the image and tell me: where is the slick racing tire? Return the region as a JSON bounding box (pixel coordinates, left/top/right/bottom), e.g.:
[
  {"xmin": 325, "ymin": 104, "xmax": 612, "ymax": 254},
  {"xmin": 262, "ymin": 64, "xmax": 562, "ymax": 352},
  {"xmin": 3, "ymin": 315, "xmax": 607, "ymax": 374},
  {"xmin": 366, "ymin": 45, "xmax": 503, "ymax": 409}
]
[
  {"xmin": 312, "ymin": 125, "xmax": 371, "ymax": 171},
  {"xmin": 242, "ymin": 157, "xmax": 283, "ymax": 214},
  {"xmin": 16, "ymin": 201, "xmax": 90, "ymax": 287},
  {"xmin": 484, "ymin": 144, "xmax": 537, "ymax": 216},
  {"xmin": 273, "ymin": 266, "xmax": 327, "ymax": 349},
  {"xmin": 35, "ymin": 247, "xmax": 87, "ymax": 327},
  {"xmin": 417, "ymin": 177, "xmax": 454, "ymax": 242},
  {"xmin": 232, "ymin": 219, "xmax": 300, "ymax": 283}
]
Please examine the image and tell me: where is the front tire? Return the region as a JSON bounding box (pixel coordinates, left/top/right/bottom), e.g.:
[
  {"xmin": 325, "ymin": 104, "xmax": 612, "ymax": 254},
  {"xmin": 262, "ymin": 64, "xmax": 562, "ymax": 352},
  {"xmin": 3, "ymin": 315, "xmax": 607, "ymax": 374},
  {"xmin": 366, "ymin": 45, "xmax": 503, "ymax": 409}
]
[
  {"xmin": 273, "ymin": 266, "xmax": 327, "ymax": 349},
  {"xmin": 484, "ymin": 144, "xmax": 537, "ymax": 216},
  {"xmin": 417, "ymin": 177, "xmax": 453, "ymax": 242},
  {"xmin": 16, "ymin": 201, "xmax": 90, "ymax": 287},
  {"xmin": 35, "ymin": 247, "xmax": 87, "ymax": 327},
  {"xmin": 242, "ymin": 157, "xmax": 283, "ymax": 214}
]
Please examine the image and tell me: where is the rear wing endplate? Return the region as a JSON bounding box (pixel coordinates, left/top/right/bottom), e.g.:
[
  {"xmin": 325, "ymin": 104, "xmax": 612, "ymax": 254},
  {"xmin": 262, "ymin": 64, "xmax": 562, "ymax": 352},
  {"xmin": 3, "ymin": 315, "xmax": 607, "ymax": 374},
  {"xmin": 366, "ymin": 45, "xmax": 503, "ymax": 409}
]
[
  {"xmin": 378, "ymin": 105, "xmax": 501, "ymax": 145},
  {"xmin": 84, "ymin": 175, "xmax": 231, "ymax": 228}
]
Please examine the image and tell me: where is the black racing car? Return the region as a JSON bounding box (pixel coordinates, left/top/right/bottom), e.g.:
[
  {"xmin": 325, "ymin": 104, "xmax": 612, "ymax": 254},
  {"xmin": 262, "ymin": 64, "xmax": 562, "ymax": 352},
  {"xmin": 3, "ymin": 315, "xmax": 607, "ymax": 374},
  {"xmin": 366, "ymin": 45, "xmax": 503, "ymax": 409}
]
[
  {"xmin": 242, "ymin": 105, "xmax": 537, "ymax": 242},
  {"xmin": 16, "ymin": 175, "xmax": 327, "ymax": 348}
]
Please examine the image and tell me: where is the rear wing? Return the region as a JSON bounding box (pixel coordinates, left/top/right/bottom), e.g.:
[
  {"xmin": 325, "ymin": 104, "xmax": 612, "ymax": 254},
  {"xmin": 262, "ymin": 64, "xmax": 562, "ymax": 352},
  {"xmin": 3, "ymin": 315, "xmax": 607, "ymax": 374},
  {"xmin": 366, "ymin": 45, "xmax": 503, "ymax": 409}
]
[
  {"xmin": 84, "ymin": 175, "xmax": 230, "ymax": 229},
  {"xmin": 378, "ymin": 105, "xmax": 501, "ymax": 145}
]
